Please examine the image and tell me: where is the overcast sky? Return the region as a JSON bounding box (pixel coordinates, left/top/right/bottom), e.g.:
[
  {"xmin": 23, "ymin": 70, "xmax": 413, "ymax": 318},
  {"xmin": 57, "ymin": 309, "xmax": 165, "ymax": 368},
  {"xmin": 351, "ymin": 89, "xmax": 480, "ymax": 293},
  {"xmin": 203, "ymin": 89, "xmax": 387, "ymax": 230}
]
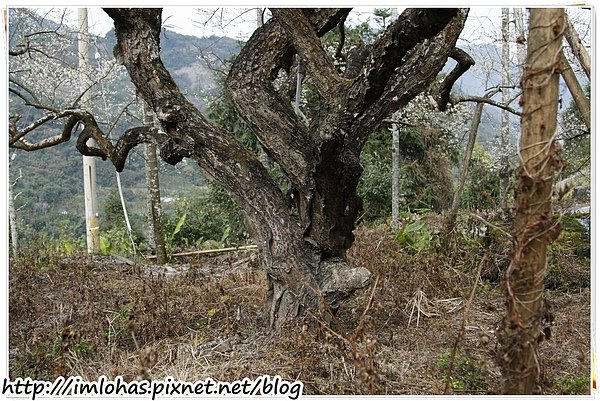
[
  {"xmin": 37, "ymin": 7, "xmax": 508, "ymax": 42},
  {"xmin": 22, "ymin": 6, "xmax": 591, "ymax": 48}
]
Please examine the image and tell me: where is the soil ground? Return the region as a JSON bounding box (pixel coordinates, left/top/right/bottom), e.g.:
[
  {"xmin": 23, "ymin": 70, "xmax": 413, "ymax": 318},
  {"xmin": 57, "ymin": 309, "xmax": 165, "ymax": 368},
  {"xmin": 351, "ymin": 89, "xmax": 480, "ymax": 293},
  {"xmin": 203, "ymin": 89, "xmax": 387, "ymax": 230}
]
[{"xmin": 8, "ymin": 224, "xmax": 591, "ymax": 395}]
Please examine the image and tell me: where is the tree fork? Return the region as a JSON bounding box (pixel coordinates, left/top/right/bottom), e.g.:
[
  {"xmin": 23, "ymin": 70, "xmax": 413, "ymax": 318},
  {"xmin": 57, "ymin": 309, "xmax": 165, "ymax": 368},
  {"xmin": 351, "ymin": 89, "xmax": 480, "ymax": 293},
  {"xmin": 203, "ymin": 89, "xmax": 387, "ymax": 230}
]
[{"xmin": 95, "ymin": 8, "xmax": 470, "ymax": 328}]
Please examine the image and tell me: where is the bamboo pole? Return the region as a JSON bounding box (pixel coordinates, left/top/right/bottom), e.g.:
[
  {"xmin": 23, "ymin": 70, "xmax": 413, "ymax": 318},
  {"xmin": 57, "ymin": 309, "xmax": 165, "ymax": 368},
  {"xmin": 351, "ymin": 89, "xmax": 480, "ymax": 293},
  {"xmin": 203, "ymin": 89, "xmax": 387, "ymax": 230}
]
[{"xmin": 145, "ymin": 244, "xmax": 258, "ymax": 259}]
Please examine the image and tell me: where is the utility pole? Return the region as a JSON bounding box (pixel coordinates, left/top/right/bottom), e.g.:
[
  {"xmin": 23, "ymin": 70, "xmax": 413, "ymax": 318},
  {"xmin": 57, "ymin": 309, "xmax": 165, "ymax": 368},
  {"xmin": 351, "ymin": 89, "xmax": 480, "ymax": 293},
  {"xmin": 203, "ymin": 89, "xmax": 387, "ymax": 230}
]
[
  {"xmin": 78, "ymin": 8, "xmax": 100, "ymax": 254},
  {"xmin": 8, "ymin": 166, "xmax": 20, "ymax": 258}
]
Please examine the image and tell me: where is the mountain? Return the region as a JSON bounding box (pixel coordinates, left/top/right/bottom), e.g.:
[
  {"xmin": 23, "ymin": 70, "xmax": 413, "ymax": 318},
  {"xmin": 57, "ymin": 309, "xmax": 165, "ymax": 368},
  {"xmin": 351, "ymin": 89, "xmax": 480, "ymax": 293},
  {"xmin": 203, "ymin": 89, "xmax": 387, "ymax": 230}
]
[{"xmin": 100, "ymin": 29, "xmax": 241, "ymax": 109}]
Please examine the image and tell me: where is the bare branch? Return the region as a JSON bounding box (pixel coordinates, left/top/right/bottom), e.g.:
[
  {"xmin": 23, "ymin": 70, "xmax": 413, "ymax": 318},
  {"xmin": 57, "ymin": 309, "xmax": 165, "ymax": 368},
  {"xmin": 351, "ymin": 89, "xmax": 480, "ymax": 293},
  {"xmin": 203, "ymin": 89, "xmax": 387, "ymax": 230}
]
[
  {"xmin": 196, "ymin": 46, "xmax": 230, "ymax": 76},
  {"xmin": 349, "ymin": 9, "xmax": 468, "ymax": 149},
  {"xmin": 450, "ymin": 95, "xmax": 522, "ymax": 116},
  {"xmin": 435, "ymin": 47, "xmax": 475, "ymax": 111},
  {"xmin": 9, "ymin": 45, "xmax": 29, "ymax": 57},
  {"xmin": 9, "ymin": 106, "xmax": 161, "ymax": 172},
  {"xmin": 9, "ymin": 114, "xmax": 58, "ymax": 145},
  {"xmin": 334, "ymin": 16, "xmax": 348, "ymax": 61},
  {"xmin": 561, "ymin": 127, "xmax": 589, "ymax": 141},
  {"xmin": 11, "ymin": 114, "xmax": 78, "ymax": 151},
  {"xmin": 8, "ymin": 77, "xmax": 41, "ymax": 105},
  {"xmin": 9, "ymin": 86, "xmax": 60, "ymax": 113},
  {"xmin": 9, "ymin": 9, "xmax": 71, "ymax": 56}
]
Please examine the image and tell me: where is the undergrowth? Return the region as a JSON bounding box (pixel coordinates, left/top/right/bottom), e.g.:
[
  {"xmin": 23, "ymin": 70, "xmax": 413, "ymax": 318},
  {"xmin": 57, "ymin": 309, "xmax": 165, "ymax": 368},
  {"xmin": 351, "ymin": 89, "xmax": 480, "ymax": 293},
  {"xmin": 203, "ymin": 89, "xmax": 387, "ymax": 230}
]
[
  {"xmin": 9, "ymin": 216, "xmax": 590, "ymax": 394},
  {"xmin": 436, "ymin": 348, "xmax": 487, "ymax": 394},
  {"xmin": 550, "ymin": 373, "xmax": 590, "ymax": 395}
]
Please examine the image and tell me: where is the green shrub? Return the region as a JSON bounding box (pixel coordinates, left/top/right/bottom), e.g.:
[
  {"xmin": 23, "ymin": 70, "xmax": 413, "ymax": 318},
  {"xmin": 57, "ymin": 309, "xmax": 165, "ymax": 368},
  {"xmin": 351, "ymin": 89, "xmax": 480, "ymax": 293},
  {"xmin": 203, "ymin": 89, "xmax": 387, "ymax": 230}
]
[
  {"xmin": 394, "ymin": 213, "xmax": 438, "ymax": 253},
  {"xmin": 100, "ymin": 227, "xmax": 141, "ymax": 256},
  {"xmin": 72, "ymin": 338, "xmax": 96, "ymax": 359},
  {"xmin": 163, "ymin": 182, "xmax": 247, "ymax": 250},
  {"xmin": 358, "ymin": 152, "xmax": 392, "ymax": 223},
  {"xmin": 106, "ymin": 305, "xmax": 133, "ymax": 345},
  {"xmin": 461, "ymin": 144, "xmax": 500, "ymax": 212}
]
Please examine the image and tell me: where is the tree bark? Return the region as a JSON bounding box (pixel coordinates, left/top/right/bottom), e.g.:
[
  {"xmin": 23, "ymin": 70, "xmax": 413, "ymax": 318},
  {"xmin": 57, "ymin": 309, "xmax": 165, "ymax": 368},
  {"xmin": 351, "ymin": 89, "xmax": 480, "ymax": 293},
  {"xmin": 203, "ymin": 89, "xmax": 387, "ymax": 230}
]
[
  {"xmin": 255, "ymin": 7, "xmax": 271, "ymax": 170},
  {"xmin": 498, "ymin": 8, "xmax": 565, "ymax": 394},
  {"xmin": 89, "ymin": 8, "xmax": 467, "ymax": 327}
]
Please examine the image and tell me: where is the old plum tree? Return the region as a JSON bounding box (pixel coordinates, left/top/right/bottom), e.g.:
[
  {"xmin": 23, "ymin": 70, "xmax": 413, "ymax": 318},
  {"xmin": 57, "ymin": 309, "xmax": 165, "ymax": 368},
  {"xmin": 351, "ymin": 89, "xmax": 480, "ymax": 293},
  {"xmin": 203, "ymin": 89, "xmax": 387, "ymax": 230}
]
[{"xmin": 10, "ymin": 8, "xmax": 472, "ymax": 328}]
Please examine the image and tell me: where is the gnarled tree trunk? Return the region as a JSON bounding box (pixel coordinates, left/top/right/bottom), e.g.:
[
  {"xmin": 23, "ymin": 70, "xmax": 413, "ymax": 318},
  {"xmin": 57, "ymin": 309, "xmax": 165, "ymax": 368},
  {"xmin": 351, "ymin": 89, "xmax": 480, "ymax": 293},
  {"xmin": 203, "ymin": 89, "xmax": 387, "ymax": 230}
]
[{"xmin": 96, "ymin": 8, "xmax": 467, "ymax": 327}]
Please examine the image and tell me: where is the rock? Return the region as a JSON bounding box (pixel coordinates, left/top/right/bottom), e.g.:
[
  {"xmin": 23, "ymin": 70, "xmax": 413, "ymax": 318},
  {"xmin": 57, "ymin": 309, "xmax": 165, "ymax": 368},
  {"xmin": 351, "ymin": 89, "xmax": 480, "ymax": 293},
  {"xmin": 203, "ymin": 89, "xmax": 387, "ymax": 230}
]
[{"xmin": 320, "ymin": 258, "xmax": 372, "ymax": 308}]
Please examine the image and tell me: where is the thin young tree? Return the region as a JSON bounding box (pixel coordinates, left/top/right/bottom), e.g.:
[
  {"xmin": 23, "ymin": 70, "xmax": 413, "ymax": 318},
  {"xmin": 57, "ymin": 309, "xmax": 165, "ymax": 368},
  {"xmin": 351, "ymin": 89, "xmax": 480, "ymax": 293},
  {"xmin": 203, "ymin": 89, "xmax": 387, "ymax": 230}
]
[
  {"xmin": 390, "ymin": 121, "xmax": 401, "ymax": 231},
  {"xmin": 389, "ymin": 8, "xmax": 401, "ymax": 231},
  {"xmin": 143, "ymin": 102, "xmax": 167, "ymax": 264},
  {"xmin": 444, "ymin": 101, "xmax": 484, "ymax": 233},
  {"xmin": 498, "ymin": 8, "xmax": 565, "ymax": 394},
  {"xmin": 558, "ymin": 50, "xmax": 590, "ymax": 130},
  {"xmin": 563, "ymin": 13, "xmax": 590, "ymax": 79},
  {"xmin": 442, "ymin": 84, "xmax": 522, "ymax": 235},
  {"xmin": 498, "ymin": 8, "xmax": 511, "ymax": 210}
]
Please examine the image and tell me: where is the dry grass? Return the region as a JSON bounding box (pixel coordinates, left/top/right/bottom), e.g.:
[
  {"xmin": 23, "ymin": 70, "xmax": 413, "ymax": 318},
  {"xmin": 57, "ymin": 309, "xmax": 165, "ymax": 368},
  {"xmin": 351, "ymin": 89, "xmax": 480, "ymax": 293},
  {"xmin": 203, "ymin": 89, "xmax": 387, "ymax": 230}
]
[{"xmin": 9, "ymin": 225, "xmax": 591, "ymax": 395}]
